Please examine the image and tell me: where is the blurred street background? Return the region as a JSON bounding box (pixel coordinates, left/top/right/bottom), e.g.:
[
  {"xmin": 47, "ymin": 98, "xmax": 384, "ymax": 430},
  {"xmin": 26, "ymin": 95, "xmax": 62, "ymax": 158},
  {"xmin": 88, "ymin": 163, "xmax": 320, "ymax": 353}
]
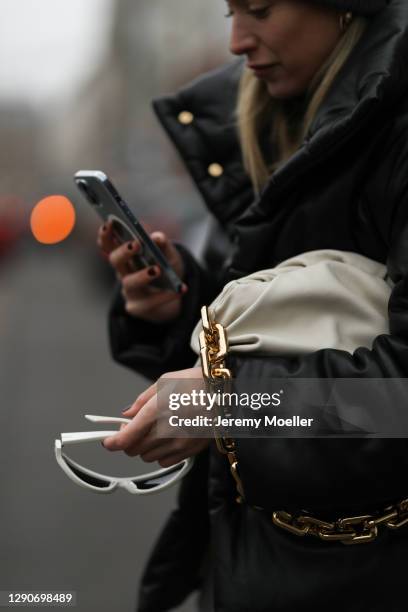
[{"xmin": 0, "ymin": 1, "xmax": 230, "ymax": 610}]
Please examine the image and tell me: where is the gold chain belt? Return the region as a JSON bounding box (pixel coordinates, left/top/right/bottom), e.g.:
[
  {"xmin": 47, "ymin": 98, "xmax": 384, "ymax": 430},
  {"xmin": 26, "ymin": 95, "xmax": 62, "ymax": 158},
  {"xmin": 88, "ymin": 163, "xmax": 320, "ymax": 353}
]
[{"xmin": 198, "ymin": 305, "xmax": 408, "ymax": 545}]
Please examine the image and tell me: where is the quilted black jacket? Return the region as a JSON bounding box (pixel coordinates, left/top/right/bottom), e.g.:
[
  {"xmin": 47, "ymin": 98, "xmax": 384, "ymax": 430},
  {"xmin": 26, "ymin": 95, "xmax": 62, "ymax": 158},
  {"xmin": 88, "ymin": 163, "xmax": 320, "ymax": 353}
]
[{"xmin": 109, "ymin": 1, "xmax": 408, "ymax": 610}]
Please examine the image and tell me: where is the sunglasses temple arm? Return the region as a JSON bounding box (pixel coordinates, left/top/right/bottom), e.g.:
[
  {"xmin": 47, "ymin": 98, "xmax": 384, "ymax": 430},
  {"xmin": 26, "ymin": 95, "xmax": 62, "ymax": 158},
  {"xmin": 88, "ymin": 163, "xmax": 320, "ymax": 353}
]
[{"xmin": 60, "ymin": 431, "xmax": 120, "ymax": 445}]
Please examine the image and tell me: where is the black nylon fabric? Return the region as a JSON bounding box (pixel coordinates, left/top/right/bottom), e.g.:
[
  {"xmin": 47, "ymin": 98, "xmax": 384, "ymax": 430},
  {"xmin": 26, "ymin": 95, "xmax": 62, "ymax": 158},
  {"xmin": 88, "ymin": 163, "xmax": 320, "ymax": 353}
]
[{"xmin": 109, "ymin": 1, "xmax": 408, "ymax": 610}]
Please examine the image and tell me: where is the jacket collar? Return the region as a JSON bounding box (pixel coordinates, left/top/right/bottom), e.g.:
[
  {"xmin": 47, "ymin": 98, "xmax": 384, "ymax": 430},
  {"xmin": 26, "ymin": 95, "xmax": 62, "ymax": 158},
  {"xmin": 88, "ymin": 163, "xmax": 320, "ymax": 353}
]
[
  {"xmin": 254, "ymin": 0, "xmax": 408, "ymax": 209},
  {"xmin": 308, "ymin": 0, "xmax": 408, "ymax": 139}
]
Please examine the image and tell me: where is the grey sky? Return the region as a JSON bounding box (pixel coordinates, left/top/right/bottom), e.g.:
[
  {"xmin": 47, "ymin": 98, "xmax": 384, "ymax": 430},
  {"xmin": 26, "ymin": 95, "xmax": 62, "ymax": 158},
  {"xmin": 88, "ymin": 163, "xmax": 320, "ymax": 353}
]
[{"xmin": 0, "ymin": 0, "xmax": 114, "ymax": 105}]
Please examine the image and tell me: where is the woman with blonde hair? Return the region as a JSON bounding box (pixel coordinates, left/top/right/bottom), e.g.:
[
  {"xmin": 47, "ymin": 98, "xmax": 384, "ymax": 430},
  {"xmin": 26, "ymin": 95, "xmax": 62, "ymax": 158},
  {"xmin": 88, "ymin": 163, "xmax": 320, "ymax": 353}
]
[{"xmin": 99, "ymin": 1, "xmax": 408, "ymax": 610}]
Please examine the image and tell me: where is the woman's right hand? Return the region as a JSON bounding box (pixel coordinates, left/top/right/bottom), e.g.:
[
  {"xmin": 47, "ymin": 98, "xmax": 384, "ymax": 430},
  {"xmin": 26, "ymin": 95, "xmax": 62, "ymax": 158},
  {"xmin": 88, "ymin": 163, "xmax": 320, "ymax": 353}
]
[{"xmin": 97, "ymin": 220, "xmax": 188, "ymax": 323}]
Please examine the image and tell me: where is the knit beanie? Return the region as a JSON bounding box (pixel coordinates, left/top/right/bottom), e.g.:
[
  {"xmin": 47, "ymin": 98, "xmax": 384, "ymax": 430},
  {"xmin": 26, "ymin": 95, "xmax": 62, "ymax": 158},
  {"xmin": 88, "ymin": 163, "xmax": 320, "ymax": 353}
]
[{"xmin": 314, "ymin": 0, "xmax": 389, "ymax": 14}]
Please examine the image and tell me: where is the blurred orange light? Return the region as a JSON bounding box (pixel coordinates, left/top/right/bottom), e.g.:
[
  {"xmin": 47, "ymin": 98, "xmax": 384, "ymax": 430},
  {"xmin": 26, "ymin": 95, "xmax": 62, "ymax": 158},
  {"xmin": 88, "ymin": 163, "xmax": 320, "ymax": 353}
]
[{"xmin": 30, "ymin": 196, "xmax": 76, "ymax": 244}]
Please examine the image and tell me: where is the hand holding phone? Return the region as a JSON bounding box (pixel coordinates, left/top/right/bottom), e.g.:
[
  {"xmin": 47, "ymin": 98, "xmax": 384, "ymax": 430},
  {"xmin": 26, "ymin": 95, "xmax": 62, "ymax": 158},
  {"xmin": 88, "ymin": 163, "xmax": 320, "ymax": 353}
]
[
  {"xmin": 75, "ymin": 170, "xmax": 184, "ymax": 292},
  {"xmin": 98, "ymin": 222, "xmax": 188, "ymax": 323},
  {"xmin": 74, "ymin": 170, "xmax": 187, "ymax": 323}
]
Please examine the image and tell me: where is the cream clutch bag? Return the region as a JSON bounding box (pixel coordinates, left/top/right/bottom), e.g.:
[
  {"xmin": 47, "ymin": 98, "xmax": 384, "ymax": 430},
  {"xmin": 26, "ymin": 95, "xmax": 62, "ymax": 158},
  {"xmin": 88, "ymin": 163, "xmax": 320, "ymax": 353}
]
[{"xmin": 191, "ymin": 250, "xmax": 392, "ymax": 357}]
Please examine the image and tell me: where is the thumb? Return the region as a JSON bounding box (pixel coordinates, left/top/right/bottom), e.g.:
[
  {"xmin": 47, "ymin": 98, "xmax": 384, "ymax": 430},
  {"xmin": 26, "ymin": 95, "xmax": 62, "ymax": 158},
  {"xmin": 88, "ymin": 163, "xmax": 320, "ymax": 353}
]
[
  {"xmin": 150, "ymin": 231, "xmax": 185, "ymax": 280},
  {"xmin": 151, "ymin": 231, "xmax": 170, "ymax": 254}
]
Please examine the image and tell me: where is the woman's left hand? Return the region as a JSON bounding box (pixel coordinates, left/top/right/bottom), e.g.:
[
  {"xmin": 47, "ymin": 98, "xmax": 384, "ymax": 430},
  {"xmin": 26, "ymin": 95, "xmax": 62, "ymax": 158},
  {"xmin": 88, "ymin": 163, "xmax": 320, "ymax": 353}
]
[{"xmin": 102, "ymin": 367, "xmax": 211, "ymax": 467}]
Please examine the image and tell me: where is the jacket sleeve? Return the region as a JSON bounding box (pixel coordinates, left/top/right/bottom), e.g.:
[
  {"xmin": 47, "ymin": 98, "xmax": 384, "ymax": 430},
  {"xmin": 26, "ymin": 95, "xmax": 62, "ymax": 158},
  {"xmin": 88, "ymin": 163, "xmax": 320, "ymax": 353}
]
[
  {"xmin": 108, "ymin": 244, "xmax": 221, "ymax": 381},
  {"xmin": 228, "ymin": 162, "xmax": 408, "ymax": 514}
]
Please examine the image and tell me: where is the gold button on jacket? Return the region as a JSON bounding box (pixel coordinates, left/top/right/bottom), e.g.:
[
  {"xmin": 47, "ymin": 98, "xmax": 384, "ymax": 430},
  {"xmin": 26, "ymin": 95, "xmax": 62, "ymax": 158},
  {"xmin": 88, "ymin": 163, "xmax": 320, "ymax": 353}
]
[
  {"xmin": 208, "ymin": 163, "xmax": 224, "ymax": 177},
  {"xmin": 178, "ymin": 111, "xmax": 194, "ymax": 125}
]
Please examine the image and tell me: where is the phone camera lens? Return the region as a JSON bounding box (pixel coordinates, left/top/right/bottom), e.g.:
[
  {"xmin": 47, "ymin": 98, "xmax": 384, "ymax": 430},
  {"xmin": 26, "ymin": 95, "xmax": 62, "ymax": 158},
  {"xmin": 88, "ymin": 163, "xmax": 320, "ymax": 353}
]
[{"xmin": 77, "ymin": 180, "xmax": 100, "ymax": 206}]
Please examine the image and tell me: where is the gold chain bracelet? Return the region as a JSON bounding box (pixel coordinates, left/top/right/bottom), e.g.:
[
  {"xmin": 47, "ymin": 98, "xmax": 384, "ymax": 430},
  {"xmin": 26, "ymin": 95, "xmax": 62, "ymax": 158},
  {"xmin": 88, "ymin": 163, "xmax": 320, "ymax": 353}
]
[{"xmin": 198, "ymin": 305, "xmax": 408, "ymax": 545}]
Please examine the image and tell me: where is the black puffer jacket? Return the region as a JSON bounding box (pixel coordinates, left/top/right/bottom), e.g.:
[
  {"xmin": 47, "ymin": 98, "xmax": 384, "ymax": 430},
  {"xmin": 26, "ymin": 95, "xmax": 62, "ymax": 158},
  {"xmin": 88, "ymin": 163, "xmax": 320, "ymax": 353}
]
[{"xmin": 110, "ymin": 2, "xmax": 408, "ymax": 610}]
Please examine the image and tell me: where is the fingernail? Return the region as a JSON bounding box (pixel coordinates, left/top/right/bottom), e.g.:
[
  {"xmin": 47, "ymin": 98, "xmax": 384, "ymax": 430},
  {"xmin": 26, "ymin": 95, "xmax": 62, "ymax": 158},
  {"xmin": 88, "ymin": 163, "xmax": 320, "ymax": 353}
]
[
  {"xmin": 127, "ymin": 242, "xmax": 134, "ymax": 251},
  {"xmin": 181, "ymin": 284, "xmax": 188, "ymax": 294},
  {"xmin": 148, "ymin": 266, "xmax": 157, "ymax": 277},
  {"xmin": 102, "ymin": 224, "xmax": 107, "ymax": 233}
]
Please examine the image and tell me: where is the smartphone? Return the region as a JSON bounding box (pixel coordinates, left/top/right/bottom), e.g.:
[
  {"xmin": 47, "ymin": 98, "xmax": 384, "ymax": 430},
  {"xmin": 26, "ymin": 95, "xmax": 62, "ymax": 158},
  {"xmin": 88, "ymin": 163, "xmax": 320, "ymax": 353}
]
[{"xmin": 74, "ymin": 170, "xmax": 183, "ymax": 293}]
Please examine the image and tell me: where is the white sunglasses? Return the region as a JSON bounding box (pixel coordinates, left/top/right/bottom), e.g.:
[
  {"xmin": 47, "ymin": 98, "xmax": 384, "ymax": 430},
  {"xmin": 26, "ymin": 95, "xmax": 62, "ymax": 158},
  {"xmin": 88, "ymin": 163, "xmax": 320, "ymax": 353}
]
[{"xmin": 54, "ymin": 415, "xmax": 194, "ymax": 495}]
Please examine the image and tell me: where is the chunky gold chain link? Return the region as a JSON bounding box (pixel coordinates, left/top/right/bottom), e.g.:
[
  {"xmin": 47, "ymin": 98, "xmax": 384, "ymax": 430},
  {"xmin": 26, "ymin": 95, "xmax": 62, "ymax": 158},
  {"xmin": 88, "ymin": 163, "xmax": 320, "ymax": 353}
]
[
  {"xmin": 272, "ymin": 498, "xmax": 408, "ymax": 545},
  {"xmin": 199, "ymin": 306, "xmax": 408, "ymax": 544},
  {"xmin": 199, "ymin": 306, "xmax": 245, "ymax": 502}
]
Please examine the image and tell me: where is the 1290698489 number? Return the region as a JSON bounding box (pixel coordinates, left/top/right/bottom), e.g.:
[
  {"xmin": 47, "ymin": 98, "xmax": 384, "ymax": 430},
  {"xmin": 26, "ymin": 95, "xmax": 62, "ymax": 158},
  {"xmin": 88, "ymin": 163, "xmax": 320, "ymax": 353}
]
[{"xmin": 0, "ymin": 592, "xmax": 76, "ymax": 606}]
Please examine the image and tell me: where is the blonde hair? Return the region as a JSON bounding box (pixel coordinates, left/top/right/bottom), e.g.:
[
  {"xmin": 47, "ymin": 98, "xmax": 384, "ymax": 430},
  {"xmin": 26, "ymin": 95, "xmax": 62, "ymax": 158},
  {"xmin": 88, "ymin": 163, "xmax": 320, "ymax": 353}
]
[{"xmin": 237, "ymin": 18, "xmax": 367, "ymax": 194}]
